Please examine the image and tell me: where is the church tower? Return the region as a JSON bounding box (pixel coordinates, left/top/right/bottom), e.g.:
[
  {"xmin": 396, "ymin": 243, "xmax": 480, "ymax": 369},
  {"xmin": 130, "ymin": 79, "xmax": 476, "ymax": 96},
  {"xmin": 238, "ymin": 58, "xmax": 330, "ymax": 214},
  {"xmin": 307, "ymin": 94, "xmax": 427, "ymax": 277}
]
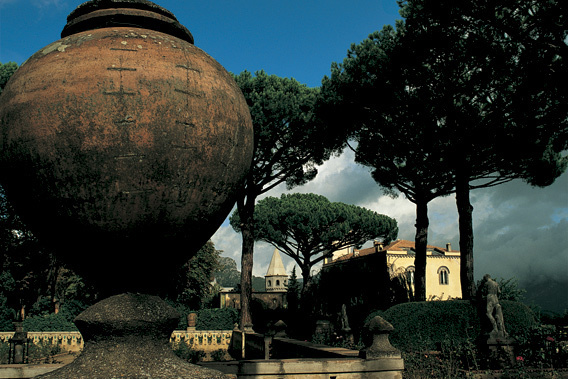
[{"xmin": 265, "ymin": 249, "xmax": 288, "ymax": 292}]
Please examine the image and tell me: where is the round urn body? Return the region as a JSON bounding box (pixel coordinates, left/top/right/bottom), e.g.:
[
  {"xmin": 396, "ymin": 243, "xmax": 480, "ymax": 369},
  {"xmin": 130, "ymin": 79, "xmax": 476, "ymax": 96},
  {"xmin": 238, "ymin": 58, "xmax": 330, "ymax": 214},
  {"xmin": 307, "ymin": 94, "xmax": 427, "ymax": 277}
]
[{"xmin": 0, "ymin": 26, "xmax": 253, "ymax": 294}]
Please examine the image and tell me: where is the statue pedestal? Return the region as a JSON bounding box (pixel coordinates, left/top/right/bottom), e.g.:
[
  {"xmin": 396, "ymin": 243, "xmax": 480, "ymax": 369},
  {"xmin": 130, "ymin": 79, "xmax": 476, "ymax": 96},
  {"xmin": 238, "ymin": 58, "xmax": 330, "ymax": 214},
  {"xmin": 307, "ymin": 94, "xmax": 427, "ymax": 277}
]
[
  {"xmin": 485, "ymin": 335, "xmax": 517, "ymax": 369},
  {"xmin": 37, "ymin": 293, "xmax": 229, "ymax": 379}
]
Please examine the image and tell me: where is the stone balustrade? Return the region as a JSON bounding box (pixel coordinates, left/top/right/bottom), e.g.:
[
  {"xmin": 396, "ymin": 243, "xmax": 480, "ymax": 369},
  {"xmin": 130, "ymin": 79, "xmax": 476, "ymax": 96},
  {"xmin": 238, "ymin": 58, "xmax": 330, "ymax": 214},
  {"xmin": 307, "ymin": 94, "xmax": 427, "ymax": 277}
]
[
  {"xmin": 171, "ymin": 330, "xmax": 233, "ymax": 358},
  {"xmin": 1, "ymin": 330, "xmax": 233, "ymax": 357}
]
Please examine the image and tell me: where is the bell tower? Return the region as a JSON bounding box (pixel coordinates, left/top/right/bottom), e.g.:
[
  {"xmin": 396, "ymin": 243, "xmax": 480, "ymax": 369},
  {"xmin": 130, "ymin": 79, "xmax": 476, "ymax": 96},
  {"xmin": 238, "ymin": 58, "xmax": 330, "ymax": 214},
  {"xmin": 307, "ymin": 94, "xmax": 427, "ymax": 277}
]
[{"xmin": 265, "ymin": 249, "xmax": 288, "ymax": 292}]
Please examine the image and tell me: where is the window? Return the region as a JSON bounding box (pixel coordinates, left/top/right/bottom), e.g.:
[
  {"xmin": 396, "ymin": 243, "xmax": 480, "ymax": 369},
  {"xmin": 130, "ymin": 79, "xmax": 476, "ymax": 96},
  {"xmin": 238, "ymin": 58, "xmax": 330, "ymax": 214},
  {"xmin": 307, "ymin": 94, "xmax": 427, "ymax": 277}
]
[
  {"xmin": 406, "ymin": 266, "xmax": 415, "ymax": 286},
  {"xmin": 438, "ymin": 266, "xmax": 449, "ymax": 285},
  {"xmin": 276, "ymin": 280, "xmax": 280, "ymax": 286},
  {"xmin": 268, "ymin": 280, "xmax": 272, "ymax": 287}
]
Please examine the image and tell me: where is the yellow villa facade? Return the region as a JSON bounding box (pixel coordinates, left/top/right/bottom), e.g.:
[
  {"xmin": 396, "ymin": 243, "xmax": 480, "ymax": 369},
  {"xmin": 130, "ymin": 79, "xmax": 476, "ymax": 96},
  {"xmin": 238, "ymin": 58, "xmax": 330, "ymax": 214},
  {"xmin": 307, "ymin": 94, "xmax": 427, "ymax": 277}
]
[{"xmin": 326, "ymin": 239, "xmax": 462, "ymax": 300}]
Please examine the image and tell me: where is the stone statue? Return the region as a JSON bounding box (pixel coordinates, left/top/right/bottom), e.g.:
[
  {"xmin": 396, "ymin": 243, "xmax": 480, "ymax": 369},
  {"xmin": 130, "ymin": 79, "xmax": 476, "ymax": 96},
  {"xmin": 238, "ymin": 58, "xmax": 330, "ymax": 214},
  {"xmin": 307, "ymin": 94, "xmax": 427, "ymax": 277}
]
[
  {"xmin": 478, "ymin": 274, "xmax": 507, "ymax": 339},
  {"xmin": 340, "ymin": 304, "xmax": 350, "ymax": 331}
]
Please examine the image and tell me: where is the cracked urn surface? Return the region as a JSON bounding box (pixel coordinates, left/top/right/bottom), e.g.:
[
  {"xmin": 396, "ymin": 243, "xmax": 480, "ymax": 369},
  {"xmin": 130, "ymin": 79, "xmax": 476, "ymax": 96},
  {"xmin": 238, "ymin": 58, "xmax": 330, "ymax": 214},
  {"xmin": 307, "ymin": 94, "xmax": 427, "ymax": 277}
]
[{"xmin": 0, "ymin": 0, "xmax": 253, "ymax": 295}]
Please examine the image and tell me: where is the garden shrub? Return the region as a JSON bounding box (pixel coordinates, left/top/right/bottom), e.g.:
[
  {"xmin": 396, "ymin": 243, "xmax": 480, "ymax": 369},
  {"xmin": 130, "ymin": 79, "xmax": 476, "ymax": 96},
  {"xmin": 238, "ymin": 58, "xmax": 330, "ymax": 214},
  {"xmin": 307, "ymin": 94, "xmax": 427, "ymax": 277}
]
[
  {"xmin": 0, "ymin": 341, "xmax": 9, "ymax": 364},
  {"xmin": 196, "ymin": 308, "xmax": 238, "ymax": 330},
  {"xmin": 58, "ymin": 300, "xmax": 90, "ymax": 322},
  {"xmin": 500, "ymin": 300, "xmax": 539, "ymax": 345},
  {"xmin": 27, "ymin": 340, "xmax": 62, "ymax": 363},
  {"xmin": 210, "ymin": 348, "xmax": 229, "ymax": 362},
  {"xmin": 171, "ymin": 341, "xmax": 205, "ymax": 363},
  {"xmin": 0, "ymin": 299, "xmax": 15, "ymax": 331},
  {"xmin": 23, "ymin": 313, "xmax": 77, "ymax": 331},
  {"xmin": 368, "ymin": 300, "xmax": 537, "ymax": 352}
]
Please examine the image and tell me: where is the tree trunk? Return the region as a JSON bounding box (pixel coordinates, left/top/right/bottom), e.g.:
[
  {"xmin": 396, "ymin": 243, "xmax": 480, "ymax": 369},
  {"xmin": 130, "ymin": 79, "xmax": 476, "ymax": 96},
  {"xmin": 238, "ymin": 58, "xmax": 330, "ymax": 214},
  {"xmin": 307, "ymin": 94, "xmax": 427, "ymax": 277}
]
[
  {"xmin": 238, "ymin": 199, "xmax": 256, "ymax": 331},
  {"xmin": 47, "ymin": 253, "xmax": 61, "ymax": 311},
  {"xmin": 456, "ymin": 170, "xmax": 475, "ymax": 300},
  {"xmin": 299, "ymin": 265, "xmax": 312, "ymax": 302},
  {"xmin": 414, "ymin": 199, "xmax": 429, "ymax": 302}
]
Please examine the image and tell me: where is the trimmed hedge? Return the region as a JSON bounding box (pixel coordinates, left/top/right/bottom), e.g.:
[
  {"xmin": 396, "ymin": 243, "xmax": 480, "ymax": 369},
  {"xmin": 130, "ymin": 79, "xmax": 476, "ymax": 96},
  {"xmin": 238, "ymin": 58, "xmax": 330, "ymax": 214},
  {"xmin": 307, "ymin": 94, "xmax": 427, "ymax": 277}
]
[
  {"xmin": 367, "ymin": 300, "xmax": 538, "ymax": 351},
  {"xmin": 23, "ymin": 313, "xmax": 78, "ymax": 332},
  {"xmin": 170, "ymin": 304, "xmax": 239, "ymax": 331},
  {"xmin": 196, "ymin": 308, "xmax": 238, "ymax": 330}
]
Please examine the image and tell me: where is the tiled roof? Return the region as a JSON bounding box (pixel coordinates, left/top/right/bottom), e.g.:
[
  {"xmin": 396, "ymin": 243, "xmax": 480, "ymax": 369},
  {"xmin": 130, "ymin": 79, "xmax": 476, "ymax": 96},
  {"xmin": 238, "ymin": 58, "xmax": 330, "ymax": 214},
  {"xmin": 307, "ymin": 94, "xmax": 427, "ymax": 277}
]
[{"xmin": 384, "ymin": 239, "xmax": 446, "ymax": 252}]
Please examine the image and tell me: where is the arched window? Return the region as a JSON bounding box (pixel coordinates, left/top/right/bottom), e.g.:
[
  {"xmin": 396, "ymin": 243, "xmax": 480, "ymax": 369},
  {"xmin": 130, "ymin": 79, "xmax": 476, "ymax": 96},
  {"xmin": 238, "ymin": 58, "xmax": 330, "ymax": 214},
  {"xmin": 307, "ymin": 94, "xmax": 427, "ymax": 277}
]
[
  {"xmin": 276, "ymin": 280, "xmax": 280, "ymax": 286},
  {"xmin": 438, "ymin": 266, "xmax": 449, "ymax": 285},
  {"xmin": 406, "ymin": 266, "xmax": 415, "ymax": 286},
  {"xmin": 268, "ymin": 280, "xmax": 272, "ymax": 287}
]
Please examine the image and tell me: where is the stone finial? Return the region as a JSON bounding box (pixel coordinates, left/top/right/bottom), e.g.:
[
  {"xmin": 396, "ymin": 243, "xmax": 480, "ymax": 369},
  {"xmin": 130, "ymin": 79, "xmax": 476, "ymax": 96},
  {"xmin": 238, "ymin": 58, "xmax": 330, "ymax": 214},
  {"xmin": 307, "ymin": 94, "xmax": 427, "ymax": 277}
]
[
  {"xmin": 359, "ymin": 316, "xmax": 401, "ymax": 359},
  {"xmin": 187, "ymin": 312, "xmax": 197, "ymax": 331},
  {"xmin": 271, "ymin": 320, "xmax": 288, "ymax": 338}
]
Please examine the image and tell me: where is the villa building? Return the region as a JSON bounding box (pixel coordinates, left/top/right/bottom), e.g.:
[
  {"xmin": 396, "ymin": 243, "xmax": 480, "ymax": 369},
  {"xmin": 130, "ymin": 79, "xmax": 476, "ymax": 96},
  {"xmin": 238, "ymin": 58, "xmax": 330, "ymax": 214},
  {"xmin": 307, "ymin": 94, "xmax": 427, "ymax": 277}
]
[{"xmin": 323, "ymin": 239, "xmax": 462, "ymax": 301}]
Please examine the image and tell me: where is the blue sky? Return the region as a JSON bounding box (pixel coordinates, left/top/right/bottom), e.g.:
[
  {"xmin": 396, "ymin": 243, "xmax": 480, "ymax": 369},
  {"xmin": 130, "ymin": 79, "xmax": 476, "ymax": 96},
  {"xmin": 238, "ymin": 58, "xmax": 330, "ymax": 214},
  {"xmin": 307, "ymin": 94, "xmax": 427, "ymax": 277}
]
[
  {"xmin": 0, "ymin": 0, "xmax": 400, "ymax": 86},
  {"xmin": 1, "ymin": 0, "xmax": 567, "ymax": 310}
]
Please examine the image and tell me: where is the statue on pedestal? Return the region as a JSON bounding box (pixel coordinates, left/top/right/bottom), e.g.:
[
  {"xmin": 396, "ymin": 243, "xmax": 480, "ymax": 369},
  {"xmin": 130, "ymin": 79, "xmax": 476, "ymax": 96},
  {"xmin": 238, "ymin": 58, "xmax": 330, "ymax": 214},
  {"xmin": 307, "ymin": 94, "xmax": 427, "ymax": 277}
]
[
  {"xmin": 477, "ymin": 274, "xmax": 516, "ymax": 369},
  {"xmin": 478, "ymin": 274, "xmax": 507, "ymax": 339}
]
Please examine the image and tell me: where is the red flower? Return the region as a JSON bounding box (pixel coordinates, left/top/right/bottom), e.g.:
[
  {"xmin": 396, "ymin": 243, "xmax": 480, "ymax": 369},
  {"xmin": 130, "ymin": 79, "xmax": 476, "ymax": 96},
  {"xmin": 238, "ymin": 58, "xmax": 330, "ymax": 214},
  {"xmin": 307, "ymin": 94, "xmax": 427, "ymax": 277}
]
[
  {"xmin": 546, "ymin": 336, "xmax": 555, "ymax": 342},
  {"xmin": 516, "ymin": 356, "xmax": 524, "ymax": 362}
]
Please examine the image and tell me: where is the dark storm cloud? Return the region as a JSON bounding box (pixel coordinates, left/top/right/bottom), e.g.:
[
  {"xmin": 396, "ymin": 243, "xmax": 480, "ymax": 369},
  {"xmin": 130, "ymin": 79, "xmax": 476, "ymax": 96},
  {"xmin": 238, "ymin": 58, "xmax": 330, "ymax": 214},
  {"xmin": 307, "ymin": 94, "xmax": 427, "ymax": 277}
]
[{"xmin": 472, "ymin": 173, "xmax": 568, "ymax": 284}]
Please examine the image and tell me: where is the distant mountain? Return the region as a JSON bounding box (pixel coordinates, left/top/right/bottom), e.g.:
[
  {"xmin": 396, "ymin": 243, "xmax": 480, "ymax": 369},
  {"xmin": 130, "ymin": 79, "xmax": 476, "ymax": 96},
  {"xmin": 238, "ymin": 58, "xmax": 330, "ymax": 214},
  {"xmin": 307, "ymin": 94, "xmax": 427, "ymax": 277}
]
[
  {"xmin": 214, "ymin": 256, "xmax": 266, "ymax": 292},
  {"xmin": 522, "ymin": 278, "xmax": 568, "ymax": 314}
]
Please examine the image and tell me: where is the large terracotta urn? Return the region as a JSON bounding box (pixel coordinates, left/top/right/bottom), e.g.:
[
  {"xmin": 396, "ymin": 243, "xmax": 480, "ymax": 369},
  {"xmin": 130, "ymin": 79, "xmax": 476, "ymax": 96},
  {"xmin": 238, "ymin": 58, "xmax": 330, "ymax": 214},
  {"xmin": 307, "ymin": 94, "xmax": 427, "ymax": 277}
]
[{"xmin": 0, "ymin": 0, "xmax": 253, "ymax": 295}]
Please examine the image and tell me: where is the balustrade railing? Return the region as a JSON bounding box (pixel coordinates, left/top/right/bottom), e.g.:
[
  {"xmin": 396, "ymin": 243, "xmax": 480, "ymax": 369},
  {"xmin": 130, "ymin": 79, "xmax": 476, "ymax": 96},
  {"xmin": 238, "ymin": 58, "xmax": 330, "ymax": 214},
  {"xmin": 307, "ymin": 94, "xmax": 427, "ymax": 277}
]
[{"xmin": 1, "ymin": 330, "xmax": 232, "ymax": 356}]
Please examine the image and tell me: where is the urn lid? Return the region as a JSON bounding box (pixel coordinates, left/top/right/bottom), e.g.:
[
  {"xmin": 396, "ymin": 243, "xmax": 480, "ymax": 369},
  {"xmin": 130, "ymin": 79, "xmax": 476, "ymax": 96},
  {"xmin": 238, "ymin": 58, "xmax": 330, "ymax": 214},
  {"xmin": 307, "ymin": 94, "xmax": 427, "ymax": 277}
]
[{"xmin": 62, "ymin": 0, "xmax": 194, "ymax": 44}]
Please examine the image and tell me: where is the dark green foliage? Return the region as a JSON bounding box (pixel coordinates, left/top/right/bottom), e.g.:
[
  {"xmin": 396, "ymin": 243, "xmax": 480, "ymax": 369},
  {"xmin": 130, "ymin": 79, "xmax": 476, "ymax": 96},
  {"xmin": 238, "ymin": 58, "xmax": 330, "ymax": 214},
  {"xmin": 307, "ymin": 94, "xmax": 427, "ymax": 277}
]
[
  {"xmin": 232, "ymin": 71, "xmax": 344, "ymax": 193},
  {"xmin": 22, "ymin": 312, "xmax": 78, "ymax": 331},
  {"xmin": 171, "ymin": 341, "xmax": 205, "ymax": 364},
  {"xmin": 500, "ymin": 300, "xmax": 540, "ymax": 345},
  {"xmin": 53, "ymin": 268, "xmax": 98, "ymax": 308},
  {"xmin": 27, "ymin": 341, "xmax": 62, "ymax": 364},
  {"xmin": 195, "ymin": 308, "xmax": 239, "ymax": 331},
  {"xmin": 252, "ymin": 277, "xmax": 266, "ymax": 292},
  {"xmin": 0, "ymin": 62, "xmax": 18, "ymax": 95},
  {"xmin": 0, "ymin": 300, "xmax": 15, "ymax": 331},
  {"xmin": 370, "ymin": 300, "xmax": 537, "ymax": 352},
  {"xmin": 0, "ymin": 341, "xmax": 9, "ymax": 364},
  {"xmin": 518, "ymin": 324, "xmax": 568, "ymax": 369},
  {"xmin": 58, "ymin": 300, "xmax": 90, "ymax": 322},
  {"xmin": 28, "ymin": 296, "xmax": 53, "ymax": 317},
  {"xmin": 1, "ymin": 186, "xmax": 53, "ymax": 317},
  {"xmin": 210, "ymin": 349, "xmax": 228, "ymax": 362},
  {"xmin": 286, "ymin": 266, "xmax": 300, "ymax": 312},
  {"xmin": 168, "ymin": 240, "xmax": 220, "ymax": 310}
]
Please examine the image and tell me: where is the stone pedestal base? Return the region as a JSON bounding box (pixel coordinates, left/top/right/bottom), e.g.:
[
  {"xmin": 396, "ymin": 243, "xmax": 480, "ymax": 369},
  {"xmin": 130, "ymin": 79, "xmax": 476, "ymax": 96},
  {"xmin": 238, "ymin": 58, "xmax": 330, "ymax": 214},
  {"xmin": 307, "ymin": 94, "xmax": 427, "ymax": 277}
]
[
  {"xmin": 36, "ymin": 293, "xmax": 228, "ymax": 379},
  {"xmin": 486, "ymin": 335, "xmax": 517, "ymax": 369}
]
